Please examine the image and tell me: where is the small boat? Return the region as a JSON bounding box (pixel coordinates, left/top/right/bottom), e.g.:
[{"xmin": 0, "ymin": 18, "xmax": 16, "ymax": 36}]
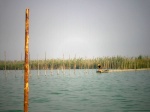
[
  {"xmin": 96, "ymin": 69, "xmax": 109, "ymax": 73},
  {"xmin": 96, "ymin": 64, "xmax": 109, "ymax": 73}
]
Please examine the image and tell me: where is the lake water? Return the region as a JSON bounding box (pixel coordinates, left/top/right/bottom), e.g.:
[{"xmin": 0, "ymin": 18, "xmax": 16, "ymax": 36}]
[{"xmin": 0, "ymin": 69, "xmax": 150, "ymax": 112}]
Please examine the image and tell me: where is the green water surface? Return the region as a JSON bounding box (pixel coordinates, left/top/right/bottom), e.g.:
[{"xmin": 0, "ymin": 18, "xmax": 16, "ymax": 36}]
[{"xmin": 0, "ymin": 70, "xmax": 150, "ymax": 112}]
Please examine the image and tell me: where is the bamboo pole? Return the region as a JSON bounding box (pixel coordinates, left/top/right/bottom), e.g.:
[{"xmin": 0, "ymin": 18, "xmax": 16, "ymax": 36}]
[{"xmin": 24, "ymin": 8, "xmax": 29, "ymax": 112}]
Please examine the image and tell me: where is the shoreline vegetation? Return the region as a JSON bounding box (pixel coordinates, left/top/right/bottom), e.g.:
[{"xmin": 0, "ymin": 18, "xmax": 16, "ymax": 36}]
[
  {"xmin": 109, "ymin": 68, "xmax": 150, "ymax": 72},
  {"xmin": 0, "ymin": 55, "xmax": 150, "ymax": 71}
]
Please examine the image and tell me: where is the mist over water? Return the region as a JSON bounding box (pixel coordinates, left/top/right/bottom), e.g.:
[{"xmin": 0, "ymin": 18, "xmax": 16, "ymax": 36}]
[{"xmin": 0, "ymin": 70, "xmax": 150, "ymax": 112}]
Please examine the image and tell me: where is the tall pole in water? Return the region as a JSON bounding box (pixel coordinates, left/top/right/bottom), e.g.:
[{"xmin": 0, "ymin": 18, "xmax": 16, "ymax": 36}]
[{"xmin": 24, "ymin": 8, "xmax": 29, "ymax": 112}]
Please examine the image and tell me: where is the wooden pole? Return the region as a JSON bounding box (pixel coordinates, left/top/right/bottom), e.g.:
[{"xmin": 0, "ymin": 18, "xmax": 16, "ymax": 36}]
[{"xmin": 24, "ymin": 8, "xmax": 29, "ymax": 112}]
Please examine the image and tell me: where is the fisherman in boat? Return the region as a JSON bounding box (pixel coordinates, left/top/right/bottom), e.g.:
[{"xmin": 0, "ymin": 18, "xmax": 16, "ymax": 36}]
[
  {"xmin": 97, "ymin": 64, "xmax": 102, "ymax": 73},
  {"xmin": 97, "ymin": 64, "xmax": 109, "ymax": 73},
  {"xmin": 98, "ymin": 64, "xmax": 101, "ymax": 69}
]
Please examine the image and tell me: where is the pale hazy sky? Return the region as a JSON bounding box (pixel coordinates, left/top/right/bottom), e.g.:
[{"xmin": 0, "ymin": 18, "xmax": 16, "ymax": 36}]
[{"xmin": 0, "ymin": 0, "xmax": 150, "ymax": 60}]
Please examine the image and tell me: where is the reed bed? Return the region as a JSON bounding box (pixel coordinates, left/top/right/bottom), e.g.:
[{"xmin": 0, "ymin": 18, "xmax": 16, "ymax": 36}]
[{"xmin": 0, "ymin": 55, "xmax": 150, "ymax": 70}]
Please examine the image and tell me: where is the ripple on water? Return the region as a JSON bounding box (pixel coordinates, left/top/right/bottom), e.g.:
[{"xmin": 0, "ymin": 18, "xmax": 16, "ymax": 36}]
[{"xmin": 0, "ymin": 70, "xmax": 150, "ymax": 112}]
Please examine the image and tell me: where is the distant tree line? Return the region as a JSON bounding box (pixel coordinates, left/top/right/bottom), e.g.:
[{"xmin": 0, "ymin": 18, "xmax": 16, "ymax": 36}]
[{"xmin": 0, "ymin": 55, "xmax": 150, "ymax": 70}]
